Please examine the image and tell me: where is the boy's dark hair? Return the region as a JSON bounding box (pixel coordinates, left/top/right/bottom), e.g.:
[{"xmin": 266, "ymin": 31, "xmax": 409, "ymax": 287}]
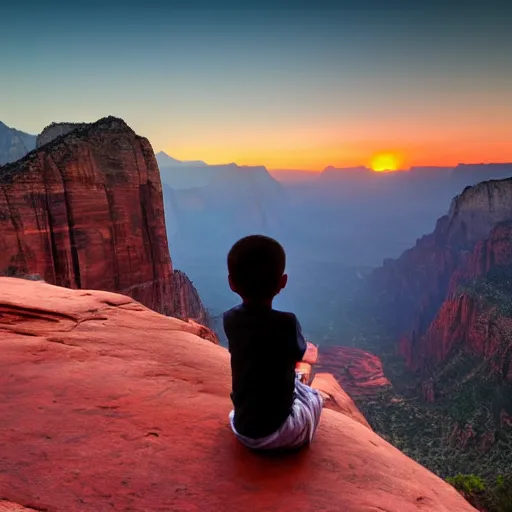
[{"xmin": 227, "ymin": 235, "xmax": 286, "ymax": 301}]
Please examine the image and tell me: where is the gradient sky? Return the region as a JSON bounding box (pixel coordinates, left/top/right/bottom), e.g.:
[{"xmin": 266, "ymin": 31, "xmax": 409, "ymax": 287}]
[{"xmin": 2, "ymin": 0, "xmax": 511, "ymax": 170}]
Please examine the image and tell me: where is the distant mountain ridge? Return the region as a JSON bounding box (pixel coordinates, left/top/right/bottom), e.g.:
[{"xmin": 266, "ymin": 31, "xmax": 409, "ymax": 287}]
[
  {"xmin": 156, "ymin": 151, "xmax": 207, "ymax": 168},
  {"xmin": 317, "ymin": 163, "xmax": 512, "ymax": 182},
  {"xmin": 156, "ymin": 151, "xmax": 282, "ymax": 194},
  {"xmin": 36, "ymin": 122, "xmax": 89, "ymax": 148},
  {"xmin": 0, "ymin": 121, "xmax": 36, "ymax": 165}
]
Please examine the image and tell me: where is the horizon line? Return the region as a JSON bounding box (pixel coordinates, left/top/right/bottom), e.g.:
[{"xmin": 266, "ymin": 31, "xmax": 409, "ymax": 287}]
[{"xmin": 157, "ymin": 151, "xmax": 512, "ymax": 173}]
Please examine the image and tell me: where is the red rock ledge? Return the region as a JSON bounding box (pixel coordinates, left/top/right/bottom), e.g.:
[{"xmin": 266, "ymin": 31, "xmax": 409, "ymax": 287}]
[{"xmin": 0, "ymin": 278, "xmax": 474, "ymax": 511}]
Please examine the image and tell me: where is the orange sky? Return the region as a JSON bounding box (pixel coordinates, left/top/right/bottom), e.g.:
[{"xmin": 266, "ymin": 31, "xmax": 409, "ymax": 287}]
[
  {"xmin": 160, "ymin": 106, "xmax": 512, "ymax": 171},
  {"xmin": 163, "ymin": 135, "xmax": 512, "ymax": 172}
]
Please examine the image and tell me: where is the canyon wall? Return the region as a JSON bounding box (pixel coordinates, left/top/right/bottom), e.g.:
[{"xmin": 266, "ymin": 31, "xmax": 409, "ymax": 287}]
[
  {"xmin": 369, "ymin": 178, "xmax": 512, "ymax": 449},
  {"xmin": 371, "ymin": 178, "xmax": 512, "ymax": 339},
  {"xmin": 0, "ymin": 117, "xmax": 209, "ymax": 325},
  {"xmin": 404, "ymin": 221, "xmax": 512, "ymax": 370}
]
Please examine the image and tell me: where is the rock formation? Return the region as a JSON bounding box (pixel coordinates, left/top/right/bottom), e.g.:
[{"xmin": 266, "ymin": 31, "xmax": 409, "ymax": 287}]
[
  {"xmin": 172, "ymin": 269, "xmax": 211, "ymax": 327},
  {"xmin": 369, "ymin": 178, "xmax": 512, "ymax": 459},
  {"xmin": 0, "ymin": 501, "xmax": 37, "ymax": 512},
  {"xmin": 403, "ymin": 221, "xmax": 512, "ymax": 404},
  {"xmin": 371, "ymin": 178, "xmax": 512, "ymax": 340},
  {"xmin": 316, "ymin": 346, "xmax": 392, "ymax": 399},
  {"xmin": 0, "ymin": 121, "xmax": 36, "ymax": 165},
  {"xmin": 0, "ymin": 117, "xmax": 210, "ymax": 326},
  {"xmin": 0, "ymin": 277, "xmax": 475, "ymax": 511},
  {"xmin": 310, "ymin": 372, "xmax": 372, "ymax": 427}
]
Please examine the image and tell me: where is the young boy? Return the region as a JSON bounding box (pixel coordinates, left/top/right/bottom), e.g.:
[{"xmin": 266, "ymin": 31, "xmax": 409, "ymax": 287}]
[{"xmin": 223, "ymin": 235, "xmax": 323, "ymax": 451}]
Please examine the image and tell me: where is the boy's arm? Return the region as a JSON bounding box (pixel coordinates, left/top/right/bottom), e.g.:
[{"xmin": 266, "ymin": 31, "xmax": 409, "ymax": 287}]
[
  {"xmin": 294, "ymin": 316, "xmax": 308, "ymax": 362},
  {"xmin": 294, "ymin": 316, "xmax": 318, "ymax": 364},
  {"xmin": 222, "ymin": 311, "xmax": 232, "ymax": 353}
]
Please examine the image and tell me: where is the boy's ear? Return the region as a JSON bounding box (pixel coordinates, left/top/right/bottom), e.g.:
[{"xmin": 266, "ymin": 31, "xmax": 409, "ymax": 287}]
[
  {"xmin": 278, "ymin": 273, "xmax": 288, "ymax": 292},
  {"xmin": 228, "ymin": 274, "xmax": 237, "ymax": 293}
]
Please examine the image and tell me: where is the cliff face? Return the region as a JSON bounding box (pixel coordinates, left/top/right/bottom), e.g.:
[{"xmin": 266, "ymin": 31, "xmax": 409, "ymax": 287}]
[
  {"xmin": 0, "ymin": 121, "xmax": 36, "ymax": 165},
  {"xmin": 0, "ymin": 277, "xmax": 476, "ymax": 512},
  {"xmin": 371, "ymin": 178, "xmax": 512, "ymax": 338},
  {"xmin": 405, "ymin": 222, "xmax": 512, "ymax": 367},
  {"xmin": 172, "ymin": 269, "xmax": 215, "ymax": 338},
  {"xmin": 0, "ymin": 117, "xmax": 209, "ymax": 325},
  {"xmin": 402, "ymin": 222, "xmax": 512, "ymax": 415},
  {"xmin": 369, "ymin": 179, "xmax": 512, "ymax": 457}
]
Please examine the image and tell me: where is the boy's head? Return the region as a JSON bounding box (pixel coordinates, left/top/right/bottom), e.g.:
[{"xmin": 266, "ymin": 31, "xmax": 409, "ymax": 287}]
[{"xmin": 227, "ymin": 235, "xmax": 287, "ymax": 303}]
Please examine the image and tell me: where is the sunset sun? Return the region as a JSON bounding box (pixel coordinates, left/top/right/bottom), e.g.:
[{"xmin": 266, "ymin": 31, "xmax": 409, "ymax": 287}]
[{"xmin": 371, "ymin": 153, "xmax": 400, "ymax": 172}]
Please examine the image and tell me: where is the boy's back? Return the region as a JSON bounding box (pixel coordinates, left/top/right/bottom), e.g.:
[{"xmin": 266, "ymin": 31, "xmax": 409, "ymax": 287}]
[
  {"xmin": 224, "ymin": 234, "xmax": 322, "ymax": 450},
  {"xmin": 224, "ymin": 303, "xmax": 306, "ymax": 439}
]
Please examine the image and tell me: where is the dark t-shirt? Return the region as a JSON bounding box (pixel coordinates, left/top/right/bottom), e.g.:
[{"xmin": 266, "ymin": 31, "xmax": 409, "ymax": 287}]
[{"xmin": 223, "ymin": 303, "xmax": 307, "ymax": 439}]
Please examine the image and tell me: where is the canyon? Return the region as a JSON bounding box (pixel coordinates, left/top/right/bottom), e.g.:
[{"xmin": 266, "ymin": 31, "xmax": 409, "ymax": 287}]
[
  {"xmin": 0, "ymin": 118, "xmax": 210, "ymax": 326},
  {"xmin": 364, "ymin": 177, "xmax": 512, "ymax": 483}
]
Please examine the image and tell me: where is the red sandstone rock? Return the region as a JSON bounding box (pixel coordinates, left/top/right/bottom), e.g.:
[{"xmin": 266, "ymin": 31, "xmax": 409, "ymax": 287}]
[
  {"xmin": 372, "ymin": 180, "xmax": 512, "ymax": 388},
  {"xmin": 403, "ymin": 222, "xmax": 512, "ymax": 376},
  {"xmin": 0, "ymin": 502, "xmax": 37, "ymax": 512},
  {"xmin": 311, "ymin": 373, "xmax": 371, "ymax": 429},
  {"xmin": 371, "ymin": 178, "xmax": 512, "ymax": 340},
  {"xmin": 384, "ymin": 220, "xmax": 512, "ymax": 464},
  {"xmin": 0, "ymin": 117, "xmax": 209, "ymax": 325},
  {"xmin": 172, "ymin": 269, "xmax": 212, "ymax": 328},
  {"xmin": 0, "ymin": 278, "xmax": 475, "ymax": 511},
  {"xmin": 316, "ymin": 346, "xmax": 392, "ymax": 399}
]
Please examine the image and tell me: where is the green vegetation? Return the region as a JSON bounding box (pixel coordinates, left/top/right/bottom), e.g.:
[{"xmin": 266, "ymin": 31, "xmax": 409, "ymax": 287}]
[
  {"xmin": 358, "ymin": 389, "xmax": 512, "ymax": 482},
  {"xmin": 459, "ymin": 264, "xmax": 512, "ymax": 318},
  {"xmin": 446, "ymin": 473, "xmax": 512, "ymax": 511},
  {"xmin": 446, "ymin": 473, "xmax": 486, "ymax": 494}
]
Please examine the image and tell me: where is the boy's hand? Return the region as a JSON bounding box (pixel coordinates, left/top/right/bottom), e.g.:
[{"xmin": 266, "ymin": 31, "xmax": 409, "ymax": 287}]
[
  {"xmin": 295, "ymin": 361, "xmax": 312, "ymax": 384},
  {"xmin": 302, "ymin": 341, "xmax": 318, "ymax": 364}
]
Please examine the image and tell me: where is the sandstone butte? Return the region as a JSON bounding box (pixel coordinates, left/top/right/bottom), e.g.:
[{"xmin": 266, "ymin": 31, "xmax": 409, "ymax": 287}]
[
  {"xmin": 0, "ymin": 278, "xmax": 475, "ymax": 512},
  {"xmin": 0, "ymin": 117, "xmax": 208, "ymax": 325}
]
